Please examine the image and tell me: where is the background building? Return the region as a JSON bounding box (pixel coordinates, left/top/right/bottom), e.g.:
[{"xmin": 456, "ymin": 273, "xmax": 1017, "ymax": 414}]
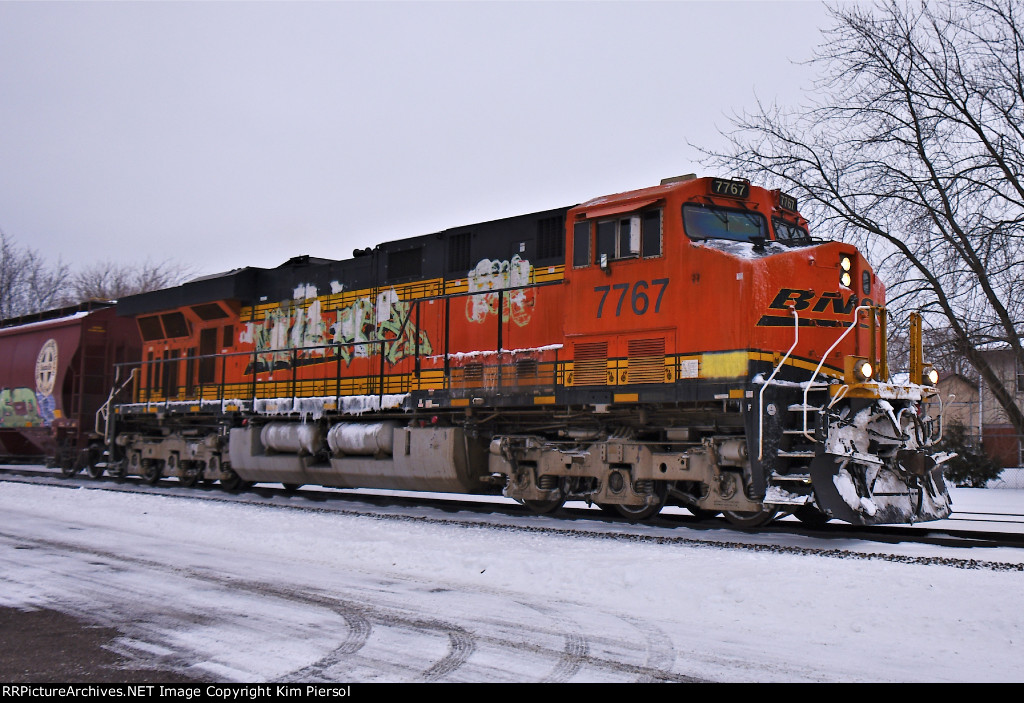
[{"xmin": 938, "ymin": 347, "xmax": 1022, "ymax": 469}]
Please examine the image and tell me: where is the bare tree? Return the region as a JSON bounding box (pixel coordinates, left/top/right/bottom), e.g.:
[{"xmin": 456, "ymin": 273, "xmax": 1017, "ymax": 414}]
[
  {"xmin": 1, "ymin": 228, "xmax": 196, "ymax": 318},
  {"xmin": 0, "ymin": 229, "xmax": 73, "ymax": 318},
  {"xmin": 705, "ymin": 0, "xmax": 1024, "ymax": 438},
  {"xmin": 70, "ymin": 258, "xmax": 196, "ymax": 302}
]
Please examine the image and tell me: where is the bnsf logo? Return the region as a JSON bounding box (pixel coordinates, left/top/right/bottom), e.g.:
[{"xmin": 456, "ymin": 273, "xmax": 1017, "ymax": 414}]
[{"xmin": 768, "ymin": 288, "xmax": 874, "ymax": 315}]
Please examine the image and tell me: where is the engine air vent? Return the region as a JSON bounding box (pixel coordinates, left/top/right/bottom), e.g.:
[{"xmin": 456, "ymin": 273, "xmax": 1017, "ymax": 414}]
[
  {"xmin": 573, "ymin": 341, "xmax": 608, "ymax": 386},
  {"xmin": 627, "ymin": 338, "xmax": 666, "ymax": 384}
]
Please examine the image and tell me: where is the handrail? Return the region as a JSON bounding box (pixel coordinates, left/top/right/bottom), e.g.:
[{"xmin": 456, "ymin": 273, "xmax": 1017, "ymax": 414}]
[
  {"xmin": 801, "ymin": 304, "xmax": 875, "ymax": 441},
  {"xmin": 95, "ymin": 366, "xmax": 137, "ymax": 440},
  {"xmin": 931, "ymin": 392, "xmax": 945, "ymax": 444},
  {"xmin": 827, "ymin": 384, "xmax": 850, "ymax": 409},
  {"xmin": 115, "ymin": 336, "xmax": 564, "ymax": 408},
  {"xmin": 758, "ymin": 307, "xmax": 799, "ymax": 461}
]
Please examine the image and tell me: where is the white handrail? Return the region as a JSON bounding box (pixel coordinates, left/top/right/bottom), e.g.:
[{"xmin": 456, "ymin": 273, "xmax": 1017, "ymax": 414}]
[
  {"xmin": 801, "ymin": 305, "xmax": 874, "ymax": 441},
  {"xmin": 932, "ymin": 392, "xmax": 945, "ymax": 444},
  {"xmin": 95, "ymin": 367, "xmax": 137, "ymax": 439}
]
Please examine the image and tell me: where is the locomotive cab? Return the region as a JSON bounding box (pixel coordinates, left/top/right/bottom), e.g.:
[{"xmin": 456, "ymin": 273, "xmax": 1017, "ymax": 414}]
[{"xmin": 528, "ymin": 175, "xmax": 952, "ymax": 525}]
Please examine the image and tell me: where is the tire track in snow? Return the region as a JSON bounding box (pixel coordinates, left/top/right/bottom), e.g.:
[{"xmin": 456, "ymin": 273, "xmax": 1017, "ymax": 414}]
[
  {"xmin": 0, "ymin": 530, "xmax": 376, "ymax": 680},
  {"xmin": 272, "ymin": 606, "xmax": 373, "ymax": 682},
  {"xmin": 621, "ymin": 615, "xmax": 678, "ymax": 682},
  {"xmin": 0, "ymin": 529, "xmax": 480, "ymax": 682},
  {"xmin": 519, "ymin": 602, "xmax": 590, "ymax": 683},
  {"xmin": 416, "ymin": 623, "xmax": 476, "ymax": 681},
  {"xmin": 0, "ymin": 521, "xmax": 702, "ymax": 682}
]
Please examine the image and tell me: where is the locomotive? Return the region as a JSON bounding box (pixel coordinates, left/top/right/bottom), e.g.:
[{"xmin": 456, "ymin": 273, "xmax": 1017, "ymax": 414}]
[{"xmin": 7, "ymin": 175, "xmax": 953, "ymax": 527}]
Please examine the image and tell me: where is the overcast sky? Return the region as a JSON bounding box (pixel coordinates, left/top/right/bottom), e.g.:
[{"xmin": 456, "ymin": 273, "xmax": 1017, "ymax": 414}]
[{"xmin": 0, "ymin": 1, "xmax": 833, "ymax": 277}]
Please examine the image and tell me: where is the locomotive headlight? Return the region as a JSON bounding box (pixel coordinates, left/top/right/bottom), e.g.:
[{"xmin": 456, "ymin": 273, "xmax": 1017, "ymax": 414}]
[
  {"xmin": 845, "ymin": 356, "xmax": 875, "ymax": 384},
  {"xmin": 840, "ymin": 271, "xmax": 853, "ymax": 287},
  {"xmin": 923, "ymin": 364, "xmax": 939, "ymax": 386},
  {"xmin": 853, "ymin": 358, "xmax": 873, "ymax": 382},
  {"xmin": 840, "ymin": 255, "xmax": 853, "ymax": 271}
]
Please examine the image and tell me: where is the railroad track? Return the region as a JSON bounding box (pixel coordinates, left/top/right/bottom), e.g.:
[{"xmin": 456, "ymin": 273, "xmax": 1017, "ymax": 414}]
[
  {"xmin": 3, "ymin": 464, "xmax": 1024, "ymax": 561},
  {"xmin": 946, "ymin": 510, "xmax": 1024, "ymax": 526}
]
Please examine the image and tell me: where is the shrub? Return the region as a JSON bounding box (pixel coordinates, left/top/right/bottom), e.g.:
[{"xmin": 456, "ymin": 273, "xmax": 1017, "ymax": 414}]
[{"xmin": 936, "ymin": 419, "xmax": 1002, "ymax": 488}]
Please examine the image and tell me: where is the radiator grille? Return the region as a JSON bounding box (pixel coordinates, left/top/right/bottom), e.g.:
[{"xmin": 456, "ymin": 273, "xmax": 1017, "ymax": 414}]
[
  {"xmin": 515, "ymin": 358, "xmax": 539, "ymax": 384},
  {"xmin": 573, "ymin": 341, "xmax": 608, "ymax": 386},
  {"xmin": 627, "ymin": 338, "xmax": 666, "ymax": 384}
]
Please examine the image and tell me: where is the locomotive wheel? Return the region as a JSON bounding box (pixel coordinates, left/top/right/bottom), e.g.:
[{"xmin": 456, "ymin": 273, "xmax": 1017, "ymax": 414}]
[
  {"xmin": 615, "ymin": 502, "xmax": 663, "ymax": 521},
  {"xmin": 687, "ymin": 507, "xmax": 721, "ymax": 520},
  {"xmin": 178, "ymin": 462, "xmax": 201, "ymax": 488},
  {"xmin": 281, "ymin": 483, "xmax": 302, "ymax": 493},
  {"xmin": 523, "ymin": 497, "xmax": 565, "ymax": 514},
  {"xmin": 106, "ymin": 459, "xmax": 127, "ymax": 481},
  {"xmin": 86, "ymin": 461, "xmax": 104, "ymax": 480},
  {"xmin": 141, "ymin": 460, "xmax": 162, "ymax": 485},
  {"xmin": 794, "ymin": 505, "xmax": 832, "ymax": 527},
  {"xmin": 615, "ymin": 484, "xmax": 669, "ymax": 522},
  {"xmin": 220, "ymin": 469, "xmax": 246, "ymax": 492},
  {"xmin": 722, "ymin": 509, "xmax": 778, "ymax": 528},
  {"xmin": 60, "ymin": 463, "xmax": 79, "ymax": 478}
]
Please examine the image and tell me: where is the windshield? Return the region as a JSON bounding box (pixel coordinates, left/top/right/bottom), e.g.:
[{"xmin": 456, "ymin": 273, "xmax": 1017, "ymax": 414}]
[
  {"xmin": 773, "ymin": 218, "xmax": 810, "ymax": 246},
  {"xmin": 682, "ymin": 204, "xmax": 767, "ymax": 243}
]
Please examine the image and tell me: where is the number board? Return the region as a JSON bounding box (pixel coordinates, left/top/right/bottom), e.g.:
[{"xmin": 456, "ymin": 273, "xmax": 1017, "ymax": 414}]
[
  {"xmin": 778, "ymin": 191, "xmax": 798, "ymax": 212},
  {"xmin": 710, "ymin": 178, "xmax": 749, "ymax": 199}
]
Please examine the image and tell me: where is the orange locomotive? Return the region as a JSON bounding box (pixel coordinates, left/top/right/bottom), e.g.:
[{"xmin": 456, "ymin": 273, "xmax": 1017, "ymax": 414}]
[{"xmin": 100, "ymin": 176, "xmax": 952, "ymax": 526}]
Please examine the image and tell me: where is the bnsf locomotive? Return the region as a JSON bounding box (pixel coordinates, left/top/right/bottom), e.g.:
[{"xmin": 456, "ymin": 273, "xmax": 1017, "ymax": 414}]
[{"xmin": 5, "ymin": 176, "xmax": 953, "ymax": 527}]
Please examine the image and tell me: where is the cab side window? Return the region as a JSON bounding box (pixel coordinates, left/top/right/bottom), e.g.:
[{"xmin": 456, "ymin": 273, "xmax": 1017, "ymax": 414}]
[
  {"xmin": 574, "ymin": 208, "xmax": 662, "ymax": 267},
  {"xmin": 573, "ymin": 221, "xmax": 590, "ymax": 267},
  {"xmin": 597, "ymin": 211, "xmax": 661, "ymax": 264},
  {"xmin": 642, "ymin": 210, "xmax": 662, "ymax": 257},
  {"xmin": 595, "ymin": 220, "xmax": 618, "ymax": 264}
]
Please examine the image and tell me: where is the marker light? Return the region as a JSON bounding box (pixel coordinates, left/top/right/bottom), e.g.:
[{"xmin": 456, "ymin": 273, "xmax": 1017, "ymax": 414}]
[{"xmin": 839, "ymin": 254, "xmax": 854, "ymax": 288}]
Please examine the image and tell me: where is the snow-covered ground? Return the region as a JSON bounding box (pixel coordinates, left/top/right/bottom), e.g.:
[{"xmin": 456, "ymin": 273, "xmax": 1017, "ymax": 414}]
[{"xmin": 0, "ymin": 477, "xmax": 1022, "ymax": 682}]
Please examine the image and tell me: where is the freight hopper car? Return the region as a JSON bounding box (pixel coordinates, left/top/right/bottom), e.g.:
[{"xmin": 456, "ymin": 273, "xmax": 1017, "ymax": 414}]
[
  {"xmin": 101, "ymin": 176, "xmax": 953, "ymax": 526},
  {"xmin": 0, "ymin": 302, "xmax": 140, "ymax": 471}
]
